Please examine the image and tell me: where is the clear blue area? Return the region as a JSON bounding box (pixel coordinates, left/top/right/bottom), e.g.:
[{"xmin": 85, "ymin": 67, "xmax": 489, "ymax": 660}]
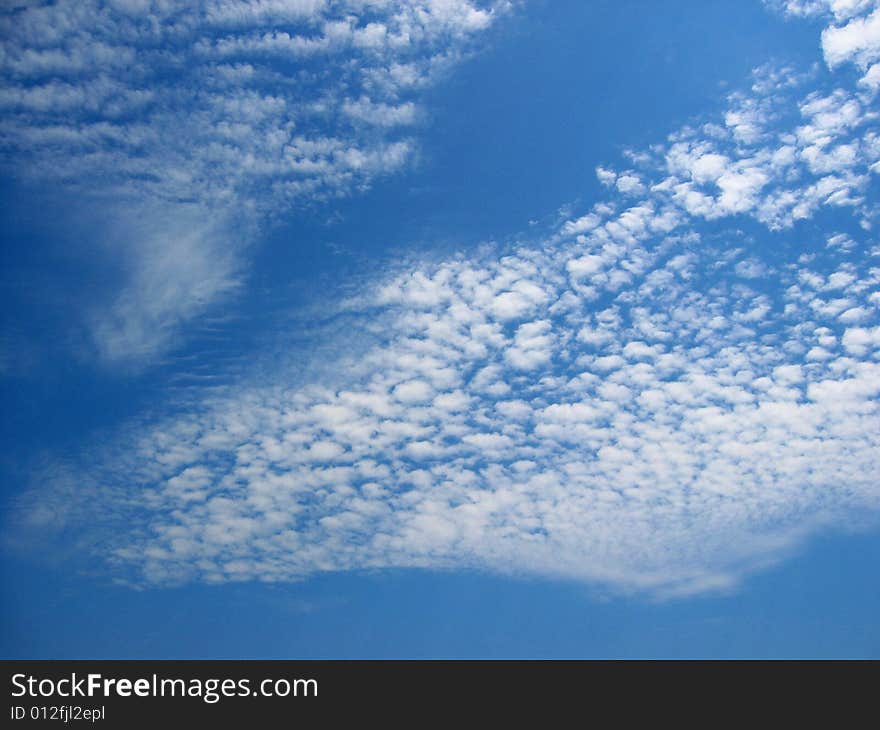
[{"xmin": 2, "ymin": 529, "xmax": 878, "ymax": 658}]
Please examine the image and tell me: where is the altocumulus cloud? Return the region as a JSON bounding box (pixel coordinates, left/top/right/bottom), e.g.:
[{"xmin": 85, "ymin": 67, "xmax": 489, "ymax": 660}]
[
  {"xmin": 0, "ymin": 0, "xmax": 507, "ymax": 363},
  {"xmin": 9, "ymin": 0, "xmax": 880, "ymax": 598}
]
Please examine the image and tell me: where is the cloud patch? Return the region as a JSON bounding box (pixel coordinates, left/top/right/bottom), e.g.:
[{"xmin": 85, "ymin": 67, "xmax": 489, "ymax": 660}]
[{"xmin": 0, "ymin": 0, "xmax": 506, "ymax": 363}]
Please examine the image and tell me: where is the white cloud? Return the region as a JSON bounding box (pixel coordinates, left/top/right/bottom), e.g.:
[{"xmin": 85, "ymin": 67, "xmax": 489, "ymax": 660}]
[
  {"xmin": 770, "ymin": 0, "xmax": 880, "ymax": 84},
  {"xmin": 822, "ymin": 5, "xmax": 880, "ymax": 68},
  {"xmin": 0, "ymin": 0, "xmax": 506, "ymax": 364},
  {"xmin": 841, "ymin": 324, "xmax": 880, "ymax": 353},
  {"xmin": 8, "ymin": 0, "xmax": 880, "ymax": 599},
  {"xmin": 393, "ymin": 379, "xmax": 435, "ymax": 404}
]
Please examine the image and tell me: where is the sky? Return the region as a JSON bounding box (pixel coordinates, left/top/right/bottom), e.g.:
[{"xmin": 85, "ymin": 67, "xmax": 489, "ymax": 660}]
[{"xmin": 1, "ymin": 0, "xmax": 879, "ymax": 658}]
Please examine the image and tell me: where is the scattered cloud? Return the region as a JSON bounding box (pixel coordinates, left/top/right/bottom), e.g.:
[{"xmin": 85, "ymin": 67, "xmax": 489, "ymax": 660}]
[
  {"xmin": 7, "ymin": 1, "xmax": 880, "ymax": 599},
  {"xmin": 0, "ymin": 0, "xmax": 508, "ymax": 363}
]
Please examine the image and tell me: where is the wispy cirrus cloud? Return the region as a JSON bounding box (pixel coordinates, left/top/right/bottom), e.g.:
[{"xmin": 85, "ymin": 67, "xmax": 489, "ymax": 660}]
[
  {"xmin": 0, "ymin": 0, "xmax": 507, "ymax": 363},
  {"xmin": 12, "ymin": 1, "xmax": 880, "ymax": 598}
]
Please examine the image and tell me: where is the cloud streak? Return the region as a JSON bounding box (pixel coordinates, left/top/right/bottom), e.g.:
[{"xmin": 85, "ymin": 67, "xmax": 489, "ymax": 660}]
[{"xmin": 0, "ymin": 0, "xmax": 507, "ymax": 363}]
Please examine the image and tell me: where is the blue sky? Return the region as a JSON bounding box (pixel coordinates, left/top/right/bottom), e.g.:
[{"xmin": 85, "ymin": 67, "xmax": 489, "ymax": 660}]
[{"xmin": 1, "ymin": 0, "xmax": 879, "ymax": 658}]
